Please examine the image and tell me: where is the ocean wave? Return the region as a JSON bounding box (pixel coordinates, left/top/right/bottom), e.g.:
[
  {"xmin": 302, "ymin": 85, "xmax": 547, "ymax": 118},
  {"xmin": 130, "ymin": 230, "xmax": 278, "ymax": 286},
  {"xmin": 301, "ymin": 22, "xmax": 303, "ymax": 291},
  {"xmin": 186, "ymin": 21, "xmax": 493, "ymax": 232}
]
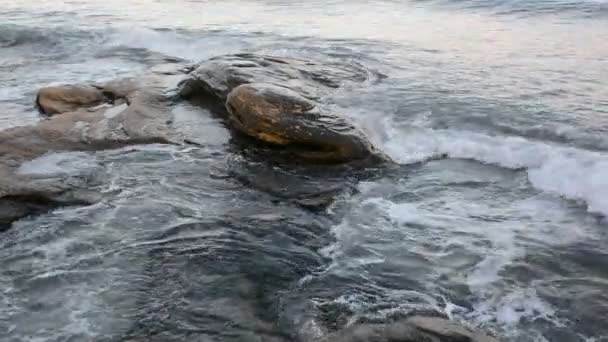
[
  {"xmin": 0, "ymin": 25, "xmax": 50, "ymax": 48},
  {"xmin": 102, "ymin": 27, "xmax": 244, "ymax": 62},
  {"xmin": 0, "ymin": 24, "xmax": 103, "ymax": 50},
  {"xmin": 382, "ymin": 123, "xmax": 608, "ymax": 217},
  {"xmin": 418, "ymin": 0, "xmax": 608, "ymax": 17}
]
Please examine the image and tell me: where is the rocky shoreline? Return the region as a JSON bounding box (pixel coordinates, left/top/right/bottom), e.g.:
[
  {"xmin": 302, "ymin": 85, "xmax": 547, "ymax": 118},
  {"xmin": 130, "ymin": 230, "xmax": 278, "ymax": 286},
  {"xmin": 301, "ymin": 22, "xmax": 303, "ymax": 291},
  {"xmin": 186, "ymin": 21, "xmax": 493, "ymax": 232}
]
[
  {"xmin": 1, "ymin": 53, "xmax": 499, "ymax": 341},
  {"xmin": 1, "ymin": 54, "xmax": 389, "ymax": 229}
]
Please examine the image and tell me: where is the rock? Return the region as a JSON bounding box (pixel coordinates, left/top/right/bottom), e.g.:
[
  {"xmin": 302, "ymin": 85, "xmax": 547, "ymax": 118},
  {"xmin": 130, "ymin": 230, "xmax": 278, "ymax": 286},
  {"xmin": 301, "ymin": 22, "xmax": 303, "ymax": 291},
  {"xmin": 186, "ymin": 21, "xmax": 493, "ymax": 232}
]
[
  {"xmin": 0, "ymin": 62, "xmax": 190, "ymax": 227},
  {"xmin": 179, "ymin": 53, "xmax": 385, "ymax": 163},
  {"xmin": 406, "ymin": 316, "xmax": 499, "ymax": 342},
  {"xmin": 226, "ymin": 83, "xmax": 380, "ymax": 162},
  {"xmin": 2, "ymin": 84, "xmax": 172, "ymax": 168},
  {"xmin": 37, "ymin": 85, "xmax": 106, "ymax": 115},
  {"xmin": 320, "ymin": 316, "xmax": 500, "ymax": 342},
  {"xmin": 0, "ymin": 164, "xmax": 100, "ymax": 230}
]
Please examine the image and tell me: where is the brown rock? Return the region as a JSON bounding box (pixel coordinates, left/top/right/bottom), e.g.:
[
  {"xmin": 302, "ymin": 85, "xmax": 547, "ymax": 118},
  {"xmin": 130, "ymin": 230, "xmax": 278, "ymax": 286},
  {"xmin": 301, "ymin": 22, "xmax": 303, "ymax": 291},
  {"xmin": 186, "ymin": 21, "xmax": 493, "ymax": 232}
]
[
  {"xmin": 0, "ymin": 164, "xmax": 101, "ymax": 230},
  {"xmin": 179, "ymin": 53, "xmax": 386, "ymax": 163},
  {"xmin": 1, "ymin": 62, "xmax": 190, "ymax": 228},
  {"xmin": 36, "ymin": 85, "xmax": 105, "ymax": 115}
]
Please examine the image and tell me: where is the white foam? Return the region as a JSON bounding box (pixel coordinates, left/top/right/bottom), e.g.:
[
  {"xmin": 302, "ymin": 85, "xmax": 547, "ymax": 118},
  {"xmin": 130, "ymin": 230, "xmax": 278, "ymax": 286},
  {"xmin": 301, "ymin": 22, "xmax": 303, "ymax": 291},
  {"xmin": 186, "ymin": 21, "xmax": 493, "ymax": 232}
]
[
  {"xmin": 383, "ymin": 125, "xmax": 608, "ymax": 217},
  {"xmin": 103, "ymin": 103, "xmax": 127, "ymax": 119},
  {"xmin": 467, "ymin": 287, "xmax": 559, "ymax": 327},
  {"xmin": 336, "ymin": 184, "xmax": 591, "ymax": 333},
  {"xmin": 17, "ymin": 152, "xmax": 98, "ymax": 177}
]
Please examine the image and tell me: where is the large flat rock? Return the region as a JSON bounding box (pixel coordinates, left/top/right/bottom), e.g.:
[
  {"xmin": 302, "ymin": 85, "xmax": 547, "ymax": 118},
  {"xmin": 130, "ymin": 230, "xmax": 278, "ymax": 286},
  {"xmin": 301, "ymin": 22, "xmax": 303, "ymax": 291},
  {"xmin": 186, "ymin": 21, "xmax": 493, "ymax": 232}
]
[{"xmin": 0, "ymin": 54, "xmax": 389, "ymax": 227}]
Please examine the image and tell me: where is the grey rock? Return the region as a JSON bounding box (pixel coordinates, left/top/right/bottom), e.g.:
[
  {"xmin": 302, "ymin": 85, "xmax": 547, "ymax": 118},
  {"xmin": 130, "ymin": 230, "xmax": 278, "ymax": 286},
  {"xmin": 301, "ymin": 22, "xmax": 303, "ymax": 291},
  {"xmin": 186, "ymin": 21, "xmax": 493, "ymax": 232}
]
[
  {"xmin": 180, "ymin": 53, "xmax": 368, "ymax": 101},
  {"xmin": 320, "ymin": 316, "xmax": 500, "ymax": 342}
]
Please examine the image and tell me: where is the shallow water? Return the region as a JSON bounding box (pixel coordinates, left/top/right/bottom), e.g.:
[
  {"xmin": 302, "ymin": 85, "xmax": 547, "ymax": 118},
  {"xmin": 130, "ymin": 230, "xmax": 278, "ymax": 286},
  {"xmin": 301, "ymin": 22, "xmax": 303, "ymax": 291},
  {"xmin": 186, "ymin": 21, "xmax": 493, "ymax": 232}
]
[{"xmin": 1, "ymin": 0, "xmax": 608, "ymax": 341}]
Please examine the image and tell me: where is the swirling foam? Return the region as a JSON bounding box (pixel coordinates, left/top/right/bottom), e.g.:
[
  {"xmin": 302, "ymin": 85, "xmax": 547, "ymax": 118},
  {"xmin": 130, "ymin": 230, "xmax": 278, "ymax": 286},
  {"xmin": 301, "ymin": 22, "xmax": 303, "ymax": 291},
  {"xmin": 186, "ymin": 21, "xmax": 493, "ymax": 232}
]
[{"xmin": 383, "ymin": 124, "xmax": 608, "ymax": 217}]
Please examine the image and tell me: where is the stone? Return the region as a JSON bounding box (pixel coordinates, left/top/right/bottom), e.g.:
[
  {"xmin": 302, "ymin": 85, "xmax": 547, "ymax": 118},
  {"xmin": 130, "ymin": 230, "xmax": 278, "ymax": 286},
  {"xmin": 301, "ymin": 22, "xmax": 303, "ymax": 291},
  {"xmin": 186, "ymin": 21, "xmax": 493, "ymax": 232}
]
[
  {"xmin": 0, "ymin": 164, "xmax": 100, "ymax": 230},
  {"xmin": 179, "ymin": 53, "xmax": 385, "ymax": 163},
  {"xmin": 36, "ymin": 85, "xmax": 106, "ymax": 115},
  {"xmin": 179, "ymin": 53, "xmax": 367, "ymax": 101},
  {"xmin": 1, "ymin": 83, "xmax": 173, "ymax": 168},
  {"xmin": 320, "ymin": 316, "xmax": 500, "ymax": 342},
  {"xmin": 0, "ymin": 61, "xmax": 191, "ymax": 227},
  {"xmin": 226, "ymin": 83, "xmax": 379, "ymax": 162},
  {"xmin": 0, "ymin": 53, "xmax": 390, "ymax": 227}
]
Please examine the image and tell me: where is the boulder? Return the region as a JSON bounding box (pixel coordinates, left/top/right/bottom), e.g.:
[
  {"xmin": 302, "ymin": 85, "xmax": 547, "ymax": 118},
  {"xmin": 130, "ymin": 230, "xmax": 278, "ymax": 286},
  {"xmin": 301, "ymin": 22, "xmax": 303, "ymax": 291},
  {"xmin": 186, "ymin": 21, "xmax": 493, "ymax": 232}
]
[
  {"xmin": 36, "ymin": 85, "xmax": 106, "ymax": 115},
  {"xmin": 320, "ymin": 316, "xmax": 499, "ymax": 342},
  {"xmin": 2, "ymin": 81, "xmax": 173, "ymax": 168},
  {"xmin": 180, "ymin": 53, "xmax": 385, "ymax": 163},
  {"xmin": 179, "ymin": 53, "xmax": 369, "ymax": 101},
  {"xmin": 0, "ymin": 62, "xmax": 190, "ymax": 227},
  {"xmin": 226, "ymin": 83, "xmax": 379, "ymax": 162}
]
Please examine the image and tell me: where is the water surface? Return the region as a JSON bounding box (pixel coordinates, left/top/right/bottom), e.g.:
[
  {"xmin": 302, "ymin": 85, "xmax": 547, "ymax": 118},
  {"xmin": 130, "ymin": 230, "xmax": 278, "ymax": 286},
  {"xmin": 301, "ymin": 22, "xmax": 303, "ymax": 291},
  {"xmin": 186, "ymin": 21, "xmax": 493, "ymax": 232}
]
[{"xmin": 1, "ymin": 1, "xmax": 608, "ymax": 341}]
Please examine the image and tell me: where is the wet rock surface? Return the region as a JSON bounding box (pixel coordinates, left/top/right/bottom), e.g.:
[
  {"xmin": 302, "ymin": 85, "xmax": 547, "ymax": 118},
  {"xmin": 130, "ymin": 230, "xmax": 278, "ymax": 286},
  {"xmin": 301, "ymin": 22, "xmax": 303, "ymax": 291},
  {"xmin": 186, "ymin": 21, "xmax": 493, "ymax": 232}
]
[
  {"xmin": 37, "ymin": 85, "xmax": 105, "ymax": 116},
  {"xmin": 321, "ymin": 316, "xmax": 500, "ymax": 342},
  {"xmin": 0, "ymin": 54, "xmax": 386, "ymax": 227},
  {"xmin": 0, "ymin": 164, "xmax": 102, "ymax": 230},
  {"xmin": 0, "ymin": 62, "xmax": 190, "ymax": 227},
  {"xmin": 180, "ymin": 53, "xmax": 384, "ymax": 163}
]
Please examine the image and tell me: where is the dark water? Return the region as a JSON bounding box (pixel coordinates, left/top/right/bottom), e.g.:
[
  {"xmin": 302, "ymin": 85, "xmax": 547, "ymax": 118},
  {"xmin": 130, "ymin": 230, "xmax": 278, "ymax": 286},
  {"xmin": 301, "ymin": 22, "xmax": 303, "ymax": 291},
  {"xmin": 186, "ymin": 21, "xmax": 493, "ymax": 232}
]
[{"xmin": 1, "ymin": 1, "xmax": 608, "ymax": 341}]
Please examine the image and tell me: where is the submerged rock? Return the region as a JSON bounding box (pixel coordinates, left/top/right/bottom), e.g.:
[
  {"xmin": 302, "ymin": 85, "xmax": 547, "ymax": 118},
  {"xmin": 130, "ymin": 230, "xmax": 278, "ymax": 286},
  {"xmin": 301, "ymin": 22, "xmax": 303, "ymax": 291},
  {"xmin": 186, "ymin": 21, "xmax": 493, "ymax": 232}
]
[
  {"xmin": 180, "ymin": 53, "xmax": 385, "ymax": 163},
  {"xmin": 0, "ymin": 164, "xmax": 101, "ymax": 230},
  {"xmin": 321, "ymin": 316, "xmax": 499, "ymax": 342},
  {"xmin": 179, "ymin": 53, "xmax": 368, "ymax": 101},
  {"xmin": 3, "ymin": 77, "xmax": 180, "ymax": 166}
]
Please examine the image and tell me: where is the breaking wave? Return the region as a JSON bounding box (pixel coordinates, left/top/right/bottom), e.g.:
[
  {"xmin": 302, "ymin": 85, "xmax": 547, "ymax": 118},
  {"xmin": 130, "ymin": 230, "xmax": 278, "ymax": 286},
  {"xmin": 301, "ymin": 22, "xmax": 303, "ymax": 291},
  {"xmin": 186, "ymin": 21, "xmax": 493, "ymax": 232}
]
[{"xmin": 383, "ymin": 123, "xmax": 608, "ymax": 217}]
